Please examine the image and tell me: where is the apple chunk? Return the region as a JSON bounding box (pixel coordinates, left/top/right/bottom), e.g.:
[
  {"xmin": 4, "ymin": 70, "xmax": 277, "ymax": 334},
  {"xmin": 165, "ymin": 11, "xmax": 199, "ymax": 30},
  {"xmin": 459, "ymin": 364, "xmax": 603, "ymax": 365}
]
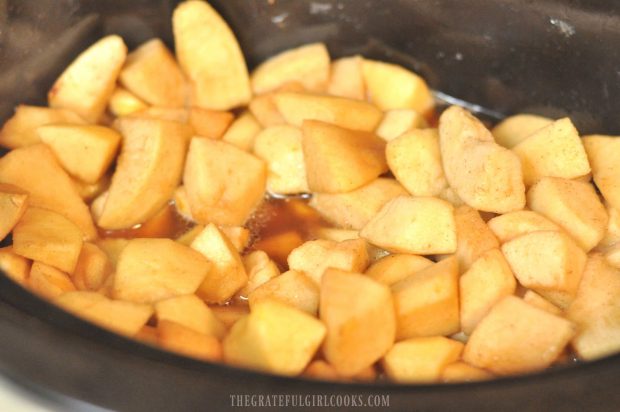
[
  {"xmin": 222, "ymin": 111, "xmax": 262, "ymax": 151},
  {"xmin": 223, "ymin": 299, "xmax": 326, "ymax": 376},
  {"xmin": 155, "ymin": 294, "xmax": 225, "ymax": 339},
  {"xmin": 460, "ymin": 249, "xmax": 516, "ymax": 334},
  {"xmin": 184, "ymin": 137, "xmax": 266, "ymax": 226},
  {"xmin": 567, "ymin": 254, "xmax": 620, "ymax": 360},
  {"xmin": 48, "ymin": 35, "xmax": 127, "ymax": 122},
  {"xmin": 0, "ymin": 247, "xmax": 31, "ymax": 286},
  {"xmin": 327, "ymin": 55, "xmax": 365, "ymax": 100},
  {"xmin": 97, "ymin": 118, "xmax": 191, "ymax": 230},
  {"xmin": 252, "ymin": 125, "xmax": 309, "ymax": 194},
  {"xmin": 190, "ymin": 224, "xmax": 248, "ymax": 303},
  {"xmin": 487, "ymin": 210, "xmax": 560, "ymax": 244},
  {"xmin": 382, "ymin": 337, "xmax": 463, "ymax": 383},
  {"xmin": 301, "ymin": 120, "xmax": 387, "ymax": 193},
  {"xmin": 0, "ymin": 144, "xmax": 96, "ymax": 239},
  {"xmin": 287, "ymin": 238, "xmax": 369, "ymax": 284},
  {"xmin": 449, "ymin": 205, "xmax": 499, "ymax": 272},
  {"xmin": 120, "ymin": 38, "xmax": 187, "ymax": 107},
  {"xmin": 55, "ymin": 291, "xmax": 153, "ymax": 336},
  {"xmin": 13, "ymin": 207, "xmax": 83, "ymax": 274},
  {"xmin": 463, "ymin": 296, "xmax": 575, "ymax": 375},
  {"xmin": 320, "ymin": 269, "xmax": 395, "ymax": 376},
  {"xmin": 365, "ymin": 254, "xmax": 433, "ymax": 286},
  {"xmin": 491, "ymin": 114, "xmax": 553, "ymax": 149},
  {"xmin": 251, "ymin": 43, "xmax": 330, "ymax": 94},
  {"xmin": 0, "ymin": 183, "xmax": 28, "ymax": 241},
  {"xmin": 113, "ymin": 238, "xmax": 210, "ymax": 304},
  {"xmin": 502, "ymin": 231, "xmax": 586, "ymax": 308},
  {"xmin": 309, "ymin": 178, "xmax": 407, "ymax": 230},
  {"xmin": 157, "ymin": 320, "xmax": 222, "ymax": 361},
  {"xmin": 361, "ymin": 196, "xmax": 457, "ymax": 255},
  {"xmin": 392, "ymin": 256, "xmax": 460, "ymax": 339},
  {"xmin": 72, "ymin": 243, "xmax": 112, "ymax": 291},
  {"xmin": 376, "ymin": 109, "xmax": 427, "ymax": 142},
  {"xmin": 274, "ymin": 92, "xmax": 383, "ymax": 132},
  {"xmin": 439, "ymin": 106, "xmax": 526, "ymax": 213},
  {"xmin": 582, "ymin": 135, "xmax": 620, "ymax": 211},
  {"xmin": 37, "ymin": 125, "xmax": 121, "ymax": 184},
  {"xmin": 0, "ymin": 105, "xmax": 86, "ymax": 149},
  {"xmin": 527, "ymin": 177, "xmax": 607, "ymax": 251},
  {"xmin": 173, "ymin": 0, "xmax": 251, "ymax": 110},
  {"xmin": 512, "ymin": 117, "xmax": 590, "ymax": 186},
  {"xmin": 249, "ymin": 270, "xmax": 318, "ymax": 315},
  {"xmin": 386, "ymin": 128, "xmax": 448, "ymax": 196},
  {"xmin": 29, "ymin": 262, "xmax": 76, "ymax": 299},
  {"xmin": 362, "ymin": 59, "xmax": 434, "ymax": 115}
]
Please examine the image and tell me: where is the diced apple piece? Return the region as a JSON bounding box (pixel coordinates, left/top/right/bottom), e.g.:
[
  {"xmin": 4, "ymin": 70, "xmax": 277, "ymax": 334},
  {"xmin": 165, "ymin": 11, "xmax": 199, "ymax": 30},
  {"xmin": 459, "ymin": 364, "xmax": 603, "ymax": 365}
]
[
  {"xmin": 439, "ymin": 106, "xmax": 526, "ymax": 213},
  {"xmin": 362, "ymin": 59, "xmax": 434, "ymax": 114},
  {"xmin": 184, "ymin": 137, "xmax": 266, "ymax": 226},
  {"xmin": 253, "ymin": 125, "xmax": 309, "ymax": 194},
  {"xmin": 0, "ymin": 183, "xmax": 28, "ymax": 241},
  {"xmin": 274, "ymin": 92, "xmax": 383, "ymax": 132},
  {"xmin": 223, "ymin": 299, "xmax": 326, "ymax": 375},
  {"xmin": 327, "ymin": 55, "xmax": 365, "ymax": 100},
  {"xmin": 288, "ymin": 239, "xmax": 369, "ymax": 284},
  {"xmin": 382, "ymin": 336, "xmax": 463, "ymax": 383},
  {"xmin": 392, "ymin": 256, "xmax": 460, "ymax": 339},
  {"xmin": 98, "ymin": 118, "xmax": 191, "ymax": 229},
  {"xmin": 56, "ymin": 291, "xmax": 153, "ymax": 336},
  {"xmin": 502, "ymin": 231, "xmax": 586, "ymax": 308},
  {"xmin": 527, "ymin": 177, "xmax": 607, "ymax": 251},
  {"xmin": 0, "ymin": 105, "xmax": 86, "ymax": 149},
  {"xmin": 365, "ymin": 254, "xmax": 433, "ymax": 286},
  {"xmin": 460, "ymin": 249, "xmax": 516, "ymax": 334},
  {"xmin": 583, "ymin": 135, "xmax": 620, "ymax": 211},
  {"xmin": 301, "ymin": 120, "xmax": 387, "ymax": 193},
  {"xmin": 249, "ymin": 270, "xmax": 318, "ymax": 315},
  {"xmin": 189, "ymin": 108, "xmax": 234, "ymax": 140},
  {"xmin": 173, "ymin": 0, "xmax": 251, "ymax": 110},
  {"xmin": 135, "ymin": 325, "xmax": 158, "ymax": 346},
  {"xmin": 155, "ymin": 295, "xmax": 225, "ymax": 339},
  {"xmin": 113, "ymin": 238, "xmax": 210, "ymax": 303},
  {"xmin": 13, "ymin": 207, "xmax": 83, "ymax": 273},
  {"xmin": 523, "ymin": 290, "xmax": 562, "ymax": 316},
  {"xmin": 304, "ymin": 360, "xmax": 342, "ymax": 381},
  {"xmin": 190, "ymin": 224, "xmax": 247, "ymax": 303},
  {"xmin": 0, "ymin": 247, "xmax": 30, "ymax": 286},
  {"xmin": 157, "ymin": 320, "xmax": 222, "ymax": 361},
  {"xmin": 120, "ymin": 38, "xmax": 187, "ymax": 107},
  {"xmin": 29, "ymin": 261, "xmax": 75, "ymax": 299},
  {"xmin": 376, "ymin": 109, "xmax": 428, "ymax": 141},
  {"xmin": 108, "ymin": 87, "xmax": 148, "ymax": 117},
  {"xmin": 72, "ymin": 243, "xmax": 112, "ymax": 291},
  {"xmin": 450, "ymin": 205, "xmax": 499, "ymax": 271},
  {"xmin": 513, "ymin": 118, "xmax": 590, "ymax": 186},
  {"xmin": 221, "ymin": 111, "xmax": 262, "ymax": 151},
  {"xmin": 386, "ymin": 129, "xmax": 448, "ymax": 196},
  {"xmin": 0, "ymin": 144, "xmax": 96, "ymax": 239},
  {"xmin": 251, "ymin": 43, "xmax": 329, "ymax": 94},
  {"xmin": 309, "ymin": 178, "xmax": 407, "ymax": 230},
  {"xmin": 487, "ymin": 210, "xmax": 561, "ymax": 244},
  {"xmin": 604, "ymin": 244, "xmax": 620, "ymax": 269},
  {"xmin": 321, "ymin": 269, "xmax": 395, "ymax": 376},
  {"xmin": 441, "ymin": 361, "xmax": 492, "ymax": 382},
  {"xmin": 238, "ymin": 251, "xmax": 280, "ymax": 298},
  {"xmin": 463, "ymin": 296, "xmax": 575, "ymax": 375},
  {"xmin": 48, "ymin": 35, "xmax": 127, "ymax": 122},
  {"xmin": 361, "ymin": 196, "xmax": 457, "ymax": 254},
  {"xmin": 37, "ymin": 124, "xmax": 121, "ymax": 184},
  {"xmin": 492, "ymin": 114, "xmax": 553, "ymax": 148},
  {"xmin": 248, "ymin": 93, "xmax": 286, "ymax": 128},
  {"xmin": 312, "ymin": 228, "xmax": 387, "ymax": 263},
  {"xmin": 567, "ymin": 254, "xmax": 620, "ymax": 360}
]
